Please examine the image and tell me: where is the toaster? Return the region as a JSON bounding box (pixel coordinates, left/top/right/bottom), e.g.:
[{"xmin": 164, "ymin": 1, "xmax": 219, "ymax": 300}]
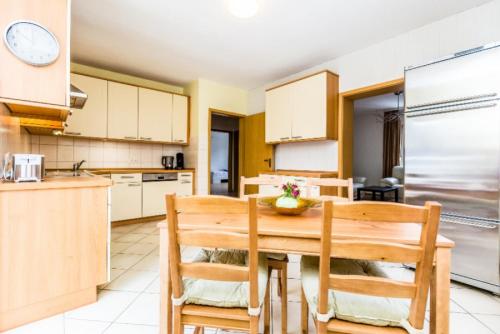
[{"xmin": 11, "ymin": 154, "xmax": 45, "ymax": 182}]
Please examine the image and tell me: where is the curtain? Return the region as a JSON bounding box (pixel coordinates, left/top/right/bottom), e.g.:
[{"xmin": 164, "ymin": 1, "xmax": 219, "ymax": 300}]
[{"xmin": 382, "ymin": 111, "xmax": 401, "ymax": 177}]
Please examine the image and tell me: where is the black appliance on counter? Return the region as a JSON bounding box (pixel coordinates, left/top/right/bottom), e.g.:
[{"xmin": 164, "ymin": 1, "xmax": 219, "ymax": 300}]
[
  {"xmin": 175, "ymin": 152, "xmax": 184, "ymax": 170},
  {"xmin": 161, "ymin": 156, "xmax": 174, "ymax": 169}
]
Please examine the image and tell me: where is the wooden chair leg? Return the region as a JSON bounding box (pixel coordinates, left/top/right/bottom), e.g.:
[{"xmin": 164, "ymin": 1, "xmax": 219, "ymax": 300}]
[
  {"xmin": 301, "ymin": 287, "xmax": 308, "ymax": 334},
  {"xmin": 277, "ymin": 268, "xmax": 282, "ymax": 297},
  {"xmin": 193, "ymin": 327, "xmax": 204, "ymax": 334},
  {"xmin": 264, "ymin": 276, "xmax": 271, "ymax": 334},
  {"xmin": 281, "ymin": 263, "xmax": 288, "ymax": 334},
  {"xmin": 250, "ymin": 315, "xmax": 259, "ymax": 334},
  {"xmin": 173, "ymin": 306, "xmax": 183, "ymax": 334}
]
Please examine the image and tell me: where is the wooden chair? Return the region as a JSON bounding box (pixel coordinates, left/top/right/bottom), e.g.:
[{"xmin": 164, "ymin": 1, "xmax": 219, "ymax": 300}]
[
  {"xmin": 301, "ymin": 200, "xmax": 441, "ymax": 334},
  {"xmin": 165, "ymin": 194, "xmax": 271, "ymax": 334},
  {"xmin": 305, "ymin": 177, "xmax": 354, "ymax": 201},
  {"xmin": 240, "ymin": 175, "xmax": 288, "ymax": 334}
]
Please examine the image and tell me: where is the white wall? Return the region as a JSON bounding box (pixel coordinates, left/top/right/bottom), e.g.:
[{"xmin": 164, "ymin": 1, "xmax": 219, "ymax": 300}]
[
  {"xmin": 210, "ymin": 131, "xmax": 229, "ymax": 173},
  {"xmin": 353, "ymin": 110, "xmax": 384, "ymax": 185},
  {"xmin": 248, "ymin": 0, "xmax": 500, "ymax": 172}
]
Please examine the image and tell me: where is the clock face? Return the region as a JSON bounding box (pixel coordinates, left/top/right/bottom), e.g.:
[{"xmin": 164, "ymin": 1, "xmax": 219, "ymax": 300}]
[{"xmin": 4, "ymin": 20, "xmax": 60, "ymax": 66}]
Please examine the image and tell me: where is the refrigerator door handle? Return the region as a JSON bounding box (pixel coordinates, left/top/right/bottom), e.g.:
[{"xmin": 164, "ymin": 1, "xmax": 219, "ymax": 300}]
[
  {"xmin": 441, "ymin": 216, "xmax": 499, "ymax": 229},
  {"xmin": 406, "ymin": 102, "xmax": 497, "ymax": 118},
  {"xmin": 407, "ymin": 93, "xmax": 498, "ymax": 110}
]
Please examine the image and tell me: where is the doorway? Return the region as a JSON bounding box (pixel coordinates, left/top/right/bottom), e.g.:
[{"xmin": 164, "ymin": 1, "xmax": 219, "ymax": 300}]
[{"xmin": 209, "ymin": 111, "xmax": 241, "ymax": 197}]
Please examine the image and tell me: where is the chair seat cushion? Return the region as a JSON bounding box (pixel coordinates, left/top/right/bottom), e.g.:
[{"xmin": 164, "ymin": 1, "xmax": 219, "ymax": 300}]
[
  {"xmin": 301, "ymin": 256, "xmax": 410, "ymax": 327},
  {"xmin": 182, "ymin": 249, "xmax": 269, "ymax": 308}
]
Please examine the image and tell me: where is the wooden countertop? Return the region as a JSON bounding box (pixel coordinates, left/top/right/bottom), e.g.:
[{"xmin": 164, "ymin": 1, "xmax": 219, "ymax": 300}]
[
  {"xmin": 0, "ymin": 175, "xmax": 112, "ymax": 191},
  {"xmin": 261, "ymin": 170, "xmax": 338, "ymax": 178},
  {"xmin": 85, "ymin": 168, "xmax": 195, "ymax": 175}
]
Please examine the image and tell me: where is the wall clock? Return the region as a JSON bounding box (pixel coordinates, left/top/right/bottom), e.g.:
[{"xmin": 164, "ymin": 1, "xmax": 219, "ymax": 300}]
[{"xmin": 3, "ymin": 20, "xmax": 60, "ymax": 66}]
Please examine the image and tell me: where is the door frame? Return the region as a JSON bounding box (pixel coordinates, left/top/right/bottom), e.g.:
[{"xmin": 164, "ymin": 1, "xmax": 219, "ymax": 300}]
[
  {"xmin": 208, "ymin": 108, "xmax": 245, "ymax": 195},
  {"xmin": 337, "ymin": 78, "xmax": 404, "ymax": 181}
]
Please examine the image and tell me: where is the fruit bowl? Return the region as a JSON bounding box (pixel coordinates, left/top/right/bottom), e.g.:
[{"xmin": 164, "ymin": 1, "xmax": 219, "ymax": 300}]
[{"xmin": 258, "ymin": 196, "xmax": 321, "ymax": 216}]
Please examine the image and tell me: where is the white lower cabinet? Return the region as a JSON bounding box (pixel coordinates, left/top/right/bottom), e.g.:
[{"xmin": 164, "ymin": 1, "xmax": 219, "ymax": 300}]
[
  {"xmin": 110, "ymin": 174, "xmax": 142, "ymax": 221},
  {"xmin": 142, "ymin": 180, "xmax": 178, "ymax": 217},
  {"xmin": 177, "ymin": 172, "xmax": 193, "ymax": 196}
]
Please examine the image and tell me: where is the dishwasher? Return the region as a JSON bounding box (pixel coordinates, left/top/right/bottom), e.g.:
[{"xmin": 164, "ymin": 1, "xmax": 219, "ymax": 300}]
[{"xmin": 142, "ymin": 173, "xmax": 178, "ymax": 217}]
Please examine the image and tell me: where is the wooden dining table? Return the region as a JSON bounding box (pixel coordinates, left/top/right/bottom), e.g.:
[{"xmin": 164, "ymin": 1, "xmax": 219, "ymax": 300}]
[{"xmin": 158, "ymin": 205, "xmax": 454, "ymax": 334}]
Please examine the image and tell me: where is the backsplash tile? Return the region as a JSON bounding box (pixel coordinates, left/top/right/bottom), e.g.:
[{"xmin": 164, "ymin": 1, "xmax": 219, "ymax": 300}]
[{"xmin": 31, "ymin": 135, "xmax": 183, "ymax": 169}]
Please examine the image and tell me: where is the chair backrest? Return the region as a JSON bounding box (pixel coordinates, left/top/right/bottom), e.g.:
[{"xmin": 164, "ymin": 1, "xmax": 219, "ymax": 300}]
[
  {"xmin": 317, "ymin": 200, "xmax": 441, "ymax": 330},
  {"xmin": 165, "ymin": 194, "xmax": 260, "ymax": 311},
  {"xmin": 239, "ymin": 175, "xmax": 282, "ymax": 198},
  {"xmin": 305, "ymin": 177, "xmax": 354, "ymax": 201}
]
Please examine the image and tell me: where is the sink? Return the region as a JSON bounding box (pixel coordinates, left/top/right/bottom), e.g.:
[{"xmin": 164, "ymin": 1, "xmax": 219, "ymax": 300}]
[{"xmin": 46, "ymin": 170, "xmax": 95, "ymax": 178}]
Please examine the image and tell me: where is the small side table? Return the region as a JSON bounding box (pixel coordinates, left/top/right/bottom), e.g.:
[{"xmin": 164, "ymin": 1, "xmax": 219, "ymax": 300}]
[{"xmin": 356, "ymin": 186, "xmax": 399, "ymax": 202}]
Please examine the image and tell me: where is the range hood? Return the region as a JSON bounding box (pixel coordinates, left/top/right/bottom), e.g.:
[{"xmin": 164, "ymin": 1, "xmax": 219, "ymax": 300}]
[{"xmin": 70, "ymin": 84, "xmax": 88, "ymax": 109}]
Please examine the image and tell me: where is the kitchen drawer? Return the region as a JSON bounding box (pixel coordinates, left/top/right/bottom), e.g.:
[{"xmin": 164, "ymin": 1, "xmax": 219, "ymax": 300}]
[
  {"xmin": 259, "ymin": 184, "xmax": 281, "ymax": 196},
  {"xmin": 178, "ymin": 172, "xmax": 193, "ymax": 182},
  {"xmin": 111, "ymin": 173, "xmax": 142, "ymax": 183}
]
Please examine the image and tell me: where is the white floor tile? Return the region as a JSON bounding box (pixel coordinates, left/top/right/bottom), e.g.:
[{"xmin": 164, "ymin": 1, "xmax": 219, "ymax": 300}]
[
  {"xmin": 451, "ymin": 287, "xmax": 500, "ymax": 315},
  {"xmin": 112, "ymin": 225, "xmax": 142, "ymax": 233},
  {"xmin": 132, "ymin": 253, "xmax": 160, "ymax": 272},
  {"xmin": 272, "ymin": 301, "xmax": 314, "ymax": 334},
  {"xmin": 145, "ymin": 276, "xmax": 160, "ymax": 293},
  {"xmin": 4, "ymin": 315, "xmax": 64, "ymax": 334},
  {"xmin": 103, "ymin": 323, "xmax": 158, "ymax": 334},
  {"xmin": 272, "ymin": 278, "xmax": 301, "ymax": 302},
  {"xmin": 116, "ymin": 293, "xmax": 160, "ymax": 326},
  {"xmin": 133, "ymin": 225, "xmax": 158, "ymax": 234},
  {"xmin": 66, "ymin": 291, "xmax": 138, "ymax": 322},
  {"xmin": 181, "ymin": 247, "xmax": 202, "ymax": 261},
  {"xmin": 474, "ymin": 314, "xmax": 500, "ymax": 334},
  {"xmin": 105, "ymin": 270, "xmax": 158, "ymax": 292},
  {"xmin": 449, "ymin": 313, "xmax": 494, "ymax": 334},
  {"xmin": 64, "ymin": 319, "xmax": 110, "ymax": 334},
  {"xmin": 111, "ymin": 232, "xmax": 125, "ymax": 241},
  {"xmin": 110, "ymin": 242, "xmax": 133, "ymax": 255},
  {"xmin": 123, "ymin": 242, "xmax": 158, "ymax": 255},
  {"xmin": 115, "ymin": 233, "xmax": 149, "ymax": 243},
  {"xmin": 111, "ymin": 254, "xmax": 145, "ymax": 270},
  {"xmin": 138, "ymin": 235, "xmax": 160, "ymax": 244}
]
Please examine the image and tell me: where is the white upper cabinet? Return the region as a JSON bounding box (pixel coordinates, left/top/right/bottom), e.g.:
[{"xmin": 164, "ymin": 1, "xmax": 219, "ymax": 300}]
[
  {"xmin": 107, "ymin": 82, "xmax": 139, "ymax": 140},
  {"xmin": 172, "ymin": 95, "xmax": 189, "ymax": 144},
  {"xmin": 67, "ymin": 74, "xmax": 108, "ymax": 138},
  {"xmin": 265, "ymin": 85, "xmax": 292, "ymax": 143},
  {"xmin": 265, "ymin": 71, "xmax": 338, "ymax": 144},
  {"xmin": 138, "ymin": 88, "xmax": 173, "ymax": 142}
]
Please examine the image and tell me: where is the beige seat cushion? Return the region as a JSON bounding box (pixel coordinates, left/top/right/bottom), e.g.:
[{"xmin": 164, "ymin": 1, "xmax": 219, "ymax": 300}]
[
  {"xmin": 301, "ymin": 256, "xmax": 410, "ymax": 327},
  {"xmin": 182, "ymin": 249, "xmax": 269, "ymax": 308}
]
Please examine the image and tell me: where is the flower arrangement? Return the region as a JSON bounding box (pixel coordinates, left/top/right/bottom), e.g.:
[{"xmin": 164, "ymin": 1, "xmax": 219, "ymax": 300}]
[{"xmin": 276, "ymin": 182, "xmax": 301, "ymax": 208}]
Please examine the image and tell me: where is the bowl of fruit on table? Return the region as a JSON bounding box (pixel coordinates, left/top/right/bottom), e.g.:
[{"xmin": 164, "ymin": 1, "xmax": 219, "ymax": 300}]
[{"xmin": 259, "ymin": 183, "xmax": 321, "ymax": 215}]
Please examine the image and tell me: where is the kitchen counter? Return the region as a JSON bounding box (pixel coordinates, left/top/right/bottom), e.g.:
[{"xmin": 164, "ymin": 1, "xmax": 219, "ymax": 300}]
[
  {"xmin": 78, "ymin": 168, "xmax": 195, "ymax": 175},
  {"xmin": 0, "ymin": 175, "xmax": 112, "ymax": 191}
]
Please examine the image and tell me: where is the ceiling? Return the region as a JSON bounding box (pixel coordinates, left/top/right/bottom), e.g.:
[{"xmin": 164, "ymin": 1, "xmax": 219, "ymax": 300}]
[
  {"xmin": 72, "ymin": 0, "xmax": 491, "ymax": 89},
  {"xmin": 354, "ymin": 93, "xmax": 404, "ymax": 114}
]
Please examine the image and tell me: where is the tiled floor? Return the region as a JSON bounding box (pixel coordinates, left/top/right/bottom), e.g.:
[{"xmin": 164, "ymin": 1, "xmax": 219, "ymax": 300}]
[{"xmin": 5, "ymin": 221, "xmax": 500, "ymax": 334}]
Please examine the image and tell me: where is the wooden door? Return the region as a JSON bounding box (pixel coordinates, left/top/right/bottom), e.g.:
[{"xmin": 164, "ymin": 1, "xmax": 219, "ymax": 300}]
[
  {"xmin": 138, "ymin": 88, "xmax": 173, "ymax": 142},
  {"xmin": 66, "ymin": 74, "xmax": 108, "ymax": 138},
  {"xmin": 265, "ymin": 86, "xmax": 292, "ymax": 143},
  {"xmin": 172, "ymin": 95, "xmax": 188, "ymax": 144},
  {"xmin": 291, "ymin": 72, "xmax": 327, "ymax": 140},
  {"xmin": 243, "ymin": 113, "xmax": 274, "ymax": 193},
  {"xmin": 107, "ymin": 82, "xmax": 138, "ymax": 140}
]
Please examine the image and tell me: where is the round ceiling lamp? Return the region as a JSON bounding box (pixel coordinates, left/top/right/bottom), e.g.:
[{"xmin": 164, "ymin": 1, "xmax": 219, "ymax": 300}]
[{"xmin": 228, "ymin": 0, "xmax": 259, "ymax": 18}]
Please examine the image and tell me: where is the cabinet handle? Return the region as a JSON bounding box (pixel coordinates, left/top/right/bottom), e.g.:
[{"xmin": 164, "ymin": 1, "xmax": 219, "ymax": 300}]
[
  {"xmin": 128, "ymin": 183, "xmax": 142, "ymax": 187},
  {"xmin": 279, "ymin": 137, "xmax": 290, "ymax": 140},
  {"xmin": 140, "ymin": 137, "xmax": 152, "ymax": 140},
  {"xmin": 65, "ymin": 131, "xmax": 81, "ymax": 136},
  {"xmin": 292, "ymin": 136, "xmax": 303, "ymax": 139},
  {"xmin": 174, "ymin": 139, "xmax": 185, "ymax": 143},
  {"xmin": 124, "ymin": 136, "xmax": 137, "ymax": 140},
  {"xmin": 120, "ymin": 176, "xmax": 135, "ymax": 179},
  {"xmin": 180, "ymin": 173, "xmax": 191, "ymax": 177},
  {"xmin": 180, "ymin": 181, "xmax": 191, "ymax": 184}
]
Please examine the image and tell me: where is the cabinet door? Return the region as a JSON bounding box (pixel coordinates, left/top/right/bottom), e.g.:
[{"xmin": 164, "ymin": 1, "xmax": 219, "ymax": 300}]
[
  {"xmin": 110, "ymin": 181, "xmax": 142, "ymax": 221},
  {"xmin": 138, "ymin": 88, "xmax": 172, "ymax": 142},
  {"xmin": 142, "ymin": 181, "xmax": 178, "ymax": 216},
  {"xmin": 291, "ymin": 73, "xmax": 327, "ymax": 140},
  {"xmin": 66, "ymin": 74, "xmax": 108, "ymax": 138},
  {"xmin": 177, "ymin": 172, "xmax": 193, "ymax": 196},
  {"xmin": 265, "ymin": 86, "xmax": 292, "ymax": 143},
  {"xmin": 108, "ymin": 82, "xmax": 138, "ymax": 140},
  {"xmin": 172, "ymin": 95, "xmax": 189, "ymax": 144}
]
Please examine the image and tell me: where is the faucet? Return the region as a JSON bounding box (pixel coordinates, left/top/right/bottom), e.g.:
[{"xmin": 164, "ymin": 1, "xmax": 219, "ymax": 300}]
[{"xmin": 72, "ymin": 160, "xmax": 86, "ymax": 176}]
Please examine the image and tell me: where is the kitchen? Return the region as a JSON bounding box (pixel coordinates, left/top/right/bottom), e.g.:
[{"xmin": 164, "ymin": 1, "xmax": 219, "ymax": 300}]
[{"xmin": 2, "ymin": 1, "xmax": 500, "ymax": 334}]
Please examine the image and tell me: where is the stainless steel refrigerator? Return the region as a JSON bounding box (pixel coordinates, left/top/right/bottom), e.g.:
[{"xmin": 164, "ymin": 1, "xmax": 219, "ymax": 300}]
[{"xmin": 404, "ymin": 43, "xmax": 500, "ymax": 294}]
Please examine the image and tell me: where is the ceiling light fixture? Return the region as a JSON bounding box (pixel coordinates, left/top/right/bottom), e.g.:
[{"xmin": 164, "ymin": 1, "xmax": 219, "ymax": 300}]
[{"xmin": 228, "ymin": 0, "xmax": 258, "ymax": 18}]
